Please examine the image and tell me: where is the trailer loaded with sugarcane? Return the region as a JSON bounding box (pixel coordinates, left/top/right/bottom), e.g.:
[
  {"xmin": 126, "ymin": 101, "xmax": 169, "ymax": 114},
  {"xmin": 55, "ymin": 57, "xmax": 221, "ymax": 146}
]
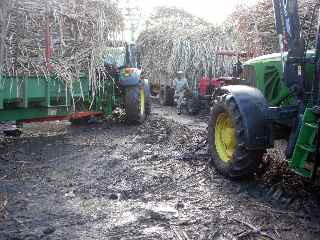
[
  {"xmin": 0, "ymin": 0, "xmax": 150, "ymax": 133},
  {"xmin": 136, "ymin": 7, "xmax": 239, "ymax": 113},
  {"xmin": 0, "ymin": 43, "xmax": 150, "ymax": 126},
  {"xmin": 209, "ymin": 0, "xmax": 320, "ymax": 183}
]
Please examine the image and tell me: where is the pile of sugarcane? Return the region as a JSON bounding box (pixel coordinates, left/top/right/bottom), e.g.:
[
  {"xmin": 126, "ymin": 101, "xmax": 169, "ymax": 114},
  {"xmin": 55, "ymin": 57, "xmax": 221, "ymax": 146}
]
[
  {"xmin": 0, "ymin": 0, "xmax": 123, "ymax": 95},
  {"xmin": 228, "ymin": 0, "xmax": 319, "ymax": 57},
  {"xmin": 137, "ymin": 7, "xmax": 239, "ymax": 87}
]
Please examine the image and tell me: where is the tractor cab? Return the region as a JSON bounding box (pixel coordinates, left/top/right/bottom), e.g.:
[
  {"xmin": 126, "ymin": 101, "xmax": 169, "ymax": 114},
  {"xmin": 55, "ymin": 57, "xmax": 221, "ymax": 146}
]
[{"xmin": 101, "ymin": 42, "xmax": 144, "ymax": 87}]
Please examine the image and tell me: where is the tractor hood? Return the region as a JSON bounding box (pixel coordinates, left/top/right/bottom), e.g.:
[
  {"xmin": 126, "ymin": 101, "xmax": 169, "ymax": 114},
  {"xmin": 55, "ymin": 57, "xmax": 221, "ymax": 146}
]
[
  {"xmin": 244, "ymin": 50, "xmax": 316, "ymax": 66},
  {"xmin": 241, "ymin": 50, "xmax": 316, "ymax": 107}
]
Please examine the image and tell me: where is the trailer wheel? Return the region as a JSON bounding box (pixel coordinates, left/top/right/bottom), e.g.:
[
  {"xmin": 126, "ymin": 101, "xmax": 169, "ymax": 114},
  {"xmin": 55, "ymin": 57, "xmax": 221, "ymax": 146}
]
[
  {"xmin": 125, "ymin": 84, "xmax": 146, "ymax": 124},
  {"xmin": 4, "ymin": 129, "xmax": 22, "ymax": 137},
  {"xmin": 160, "ymin": 86, "xmax": 174, "ymax": 106},
  {"xmin": 208, "ymin": 95, "xmax": 264, "ymax": 179},
  {"xmin": 187, "ymin": 96, "xmax": 200, "ymax": 115},
  {"xmin": 144, "ymin": 80, "xmax": 152, "ymax": 115}
]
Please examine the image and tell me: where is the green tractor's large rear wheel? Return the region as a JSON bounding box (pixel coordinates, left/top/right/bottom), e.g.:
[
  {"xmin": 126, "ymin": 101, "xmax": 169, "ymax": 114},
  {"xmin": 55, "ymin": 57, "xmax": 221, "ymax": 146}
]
[{"xmin": 208, "ymin": 96, "xmax": 264, "ymax": 179}]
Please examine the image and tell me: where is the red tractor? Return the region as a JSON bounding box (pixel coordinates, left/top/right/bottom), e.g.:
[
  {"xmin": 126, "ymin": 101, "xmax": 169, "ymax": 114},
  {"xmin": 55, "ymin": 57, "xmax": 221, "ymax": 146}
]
[
  {"xmin": 183, "ymin": 76, "xmax": 242, "ymax": 115},
  {"xmin": 157, "ymin": 50, "xmax": 247, "ymax": 115},
  {"xmin": 177, "ymin": 50, "xmax": 246, "ymax": 115}
]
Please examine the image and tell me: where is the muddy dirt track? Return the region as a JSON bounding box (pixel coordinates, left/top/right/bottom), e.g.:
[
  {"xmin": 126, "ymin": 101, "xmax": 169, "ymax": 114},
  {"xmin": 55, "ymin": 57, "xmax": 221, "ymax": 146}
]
[{"xmin": 0, "ymin": 103, "xmax": 320, "ymax": 240}]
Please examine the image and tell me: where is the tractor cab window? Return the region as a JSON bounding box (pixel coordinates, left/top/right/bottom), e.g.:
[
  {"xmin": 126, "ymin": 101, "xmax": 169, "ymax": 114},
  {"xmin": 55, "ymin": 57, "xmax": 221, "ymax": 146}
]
[
  {"xmin": 104, "ymin": 47, "xmax": 126, "ymax": 67},
  {"xmin": 126, "ymin": 44, "xmax": 138, "ymax": 68},
  {"xmin": 243, "ymin": 65, "xmax": 256, "ymax": 87}
]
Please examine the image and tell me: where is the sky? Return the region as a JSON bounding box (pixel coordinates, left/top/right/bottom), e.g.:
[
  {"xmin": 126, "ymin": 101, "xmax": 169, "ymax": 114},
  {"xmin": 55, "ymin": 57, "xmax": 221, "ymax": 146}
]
[
  {"xmin": 119, "ymin": 0, "xmax": 259, "ymax": 40},
  {"xmin": 136, "ymin": 0, "xmax": 259, "ymax": 24}
]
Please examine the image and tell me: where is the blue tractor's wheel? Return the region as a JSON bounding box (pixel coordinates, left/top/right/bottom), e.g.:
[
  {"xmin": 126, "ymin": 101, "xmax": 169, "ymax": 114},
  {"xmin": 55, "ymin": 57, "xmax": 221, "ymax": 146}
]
[{"xmin": 124, "ymin": 81, "xmax": 151, "ymax": 124}]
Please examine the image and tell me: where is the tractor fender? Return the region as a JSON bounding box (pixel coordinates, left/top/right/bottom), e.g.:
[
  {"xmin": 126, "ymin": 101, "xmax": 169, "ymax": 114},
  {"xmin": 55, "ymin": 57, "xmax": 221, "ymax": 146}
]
[
  {"xmin": 119, "ymin": 68, "xmax": 142, "ymax": 87},
  {"xmin": 219, "ymin": 85, "xmax": 273, "ymax": 150}
]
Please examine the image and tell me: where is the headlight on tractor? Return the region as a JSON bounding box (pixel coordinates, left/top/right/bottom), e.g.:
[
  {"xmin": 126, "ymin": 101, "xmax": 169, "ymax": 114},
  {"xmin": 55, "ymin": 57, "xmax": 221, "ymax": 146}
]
[{"xmin": 124, "ymin": 68, "xmax": 135, "ymax": 77}]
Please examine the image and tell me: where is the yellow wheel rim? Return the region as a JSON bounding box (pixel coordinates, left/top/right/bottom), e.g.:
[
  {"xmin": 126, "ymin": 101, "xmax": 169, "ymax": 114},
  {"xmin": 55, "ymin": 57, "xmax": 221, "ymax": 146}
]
[
  {"xmin": 140, "ymin": 87, "xmax": 145, "ymax": 116},
  {"xmin": 215, "ymin": 112, "xmax": 236, "ymax": 163}
]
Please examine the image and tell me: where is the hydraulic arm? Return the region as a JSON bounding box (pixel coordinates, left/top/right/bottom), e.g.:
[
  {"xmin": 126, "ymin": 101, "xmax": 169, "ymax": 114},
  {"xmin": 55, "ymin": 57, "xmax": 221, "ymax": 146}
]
[
  {"xmin": 272, "ymin": 0, "xmax": 320, "ymax": 178},
  {"xmin": 273, "ymin": 0, "xmax": 305, "ymax": 100}
]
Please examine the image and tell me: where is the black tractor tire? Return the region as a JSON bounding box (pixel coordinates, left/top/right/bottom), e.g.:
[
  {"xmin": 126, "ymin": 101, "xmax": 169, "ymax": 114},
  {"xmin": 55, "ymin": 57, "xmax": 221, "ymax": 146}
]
[
  {"xmin": 144, "ymin": 80, "xmax": 152, "ymax": 115},
  {"xmin": 4, "ymin": 129, "xmax": 22, "ymax": 137},
  {"xmin": 159, "ymin": 86, "xmax": 174, "ymax": 106},
  {"xmin": 187, "ymin": 96, "xmax": 200, "ymax": 115},
  {"xmin": 146, "ymin": 99, "xmax": 151, "ymax": 115},
  {"xmin": 159, "ymin": 87, "xmax": 166, "ymax": 105},
  {"xmin": 208, "ymin": 95, "xmax": 264, "ymax": 179},
  {"xmin": 124, "ymin": 84, "xmax": 146, "ymax": 124}
]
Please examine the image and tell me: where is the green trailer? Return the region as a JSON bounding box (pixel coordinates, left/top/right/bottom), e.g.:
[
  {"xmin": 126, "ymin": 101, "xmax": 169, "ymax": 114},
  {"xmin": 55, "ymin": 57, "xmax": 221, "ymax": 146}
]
[{"xmin": 0, "ymin": 43, "xmax": 151, "ymax": 127}]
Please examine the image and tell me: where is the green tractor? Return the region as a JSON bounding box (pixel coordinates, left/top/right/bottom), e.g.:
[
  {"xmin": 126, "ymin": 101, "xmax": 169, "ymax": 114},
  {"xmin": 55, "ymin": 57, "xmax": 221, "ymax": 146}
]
[
  {"xmin": 0, "ymin": 42, "xmax": 151, "ymax": 130},
  {"xmin": 209, "ymin": 0, "xmax": 320, "ymax": 182}
]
